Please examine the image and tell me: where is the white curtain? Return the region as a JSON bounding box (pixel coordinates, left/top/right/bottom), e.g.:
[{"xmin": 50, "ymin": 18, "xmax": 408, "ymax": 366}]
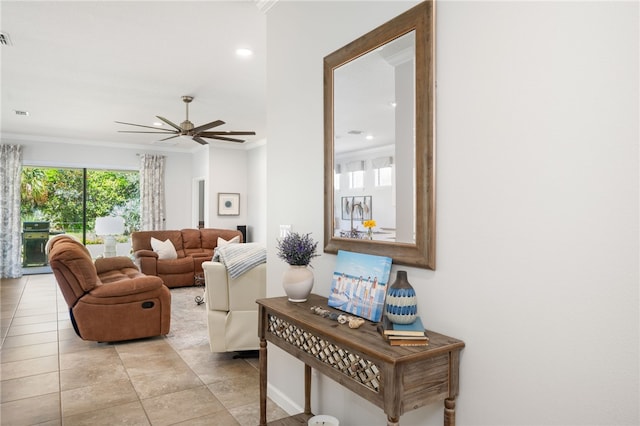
[
  {"xmin": 0, "ymin": 145, "xmax": 23, "ymax": 278},
  {"xmin": 371, "ymin": 156, "xmax": 393, "ymax": 169},
  {"xmin": 139, "ymin": 154, "xmax": 166, "ymax": 231},
  {"xmin": 345, "ymin": 160, "xmax": 365, "ymax": 172}
]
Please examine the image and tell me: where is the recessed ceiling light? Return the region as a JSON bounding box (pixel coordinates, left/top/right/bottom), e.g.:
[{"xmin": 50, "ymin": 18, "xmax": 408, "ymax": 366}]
[
  {"xmin": 236, "ymin": 48, "xmax": 253, "ymax": 57},
  {"xmin": 390, "ymin": 102, "xmax": 397, "ymax": 108},
  {"xmin": 153, "ymin": 121, "xmax": 163, "ymax": 126},
  {"xmin": 366, "ymin": 135, "xmax": 374, "ymax": 140}
]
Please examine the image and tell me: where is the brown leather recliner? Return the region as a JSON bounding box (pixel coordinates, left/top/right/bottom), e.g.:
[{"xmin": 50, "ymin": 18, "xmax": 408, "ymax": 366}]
[{"xmin": 47, "ymin": 235, "xmax": 171, "ymax": 342}]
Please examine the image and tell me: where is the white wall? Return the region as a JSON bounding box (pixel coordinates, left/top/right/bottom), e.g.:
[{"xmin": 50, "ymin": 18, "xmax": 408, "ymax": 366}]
[
  {"xmin": 162, "ymin": 151, "xmax": 196, "ymax": 230},
  {"xmin": 266, "ymin": 1, "xmax": 639, "ymax": 425},
  {"xmin": 207, "ymin": 145, "xmax": 248, "ymax": 233},
  {"xmin": 248, "ymin": 143, "xmax": 267, "ymax": 243},
  {"xmin": 191, "ymin": 145, "xmax": 209, "ymax": 228}
]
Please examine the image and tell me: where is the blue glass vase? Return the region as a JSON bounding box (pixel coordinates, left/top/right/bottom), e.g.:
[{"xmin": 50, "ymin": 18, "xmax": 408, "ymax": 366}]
[{"xmin": 385, "ymin": 270, "xmax": 417, "ymax": 324}]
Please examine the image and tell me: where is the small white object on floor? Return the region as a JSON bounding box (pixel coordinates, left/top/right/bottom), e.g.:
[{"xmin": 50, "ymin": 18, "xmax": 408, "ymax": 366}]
[{"xmin": 308, "ymin": 414, "xmax": 339, "ymax": 426}]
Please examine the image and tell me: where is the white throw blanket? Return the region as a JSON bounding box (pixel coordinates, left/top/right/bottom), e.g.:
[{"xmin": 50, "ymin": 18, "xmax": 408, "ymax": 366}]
[{"xmin": 212, "ymin": 243, "xmax": 266, "ymax": 279}]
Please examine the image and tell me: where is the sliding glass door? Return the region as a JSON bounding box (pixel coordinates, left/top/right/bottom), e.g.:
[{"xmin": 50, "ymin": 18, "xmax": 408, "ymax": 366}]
[{"xmin": 21, "ymin": 166, "xmax": 139, "ymax": 265}]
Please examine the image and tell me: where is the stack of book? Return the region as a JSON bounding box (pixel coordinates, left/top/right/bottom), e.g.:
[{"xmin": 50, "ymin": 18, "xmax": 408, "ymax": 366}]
[{"xmin": 378, "ymin": 315, "xmax": 429, "ymax": 346}]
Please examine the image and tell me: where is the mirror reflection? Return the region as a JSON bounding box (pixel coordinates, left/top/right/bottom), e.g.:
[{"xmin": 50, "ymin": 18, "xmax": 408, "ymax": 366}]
[{"xmin": 333, "ymin": 31, "xmax": 415, "ymax": 243}]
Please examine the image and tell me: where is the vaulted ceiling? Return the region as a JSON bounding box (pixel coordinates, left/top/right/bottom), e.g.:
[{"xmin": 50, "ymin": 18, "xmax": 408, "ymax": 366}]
[{"xmin": 1, "ymin": 1, "xmax": 269, "ymax": 152}]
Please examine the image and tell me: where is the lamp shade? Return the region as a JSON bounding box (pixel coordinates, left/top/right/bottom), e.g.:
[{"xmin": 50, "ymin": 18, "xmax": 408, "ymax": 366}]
[{"xmin": 94, "ymin": 216, "xmax": 125, "ymax": 236}]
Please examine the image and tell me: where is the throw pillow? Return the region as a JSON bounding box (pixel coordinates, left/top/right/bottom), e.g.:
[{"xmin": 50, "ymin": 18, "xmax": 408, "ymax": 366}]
[
  {"xmin": 150, "ymin": 237, "xmax": 178, "ymax": 260},
  {"xmin": 217, "ymin": 235, "xmax": 240, "ymax": 247}
]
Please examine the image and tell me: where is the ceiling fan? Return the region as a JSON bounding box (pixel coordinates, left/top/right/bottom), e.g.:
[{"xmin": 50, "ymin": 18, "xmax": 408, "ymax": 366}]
[{"xmin": 115, "ymin": 96, "xmax": 256, "ymax": 145}]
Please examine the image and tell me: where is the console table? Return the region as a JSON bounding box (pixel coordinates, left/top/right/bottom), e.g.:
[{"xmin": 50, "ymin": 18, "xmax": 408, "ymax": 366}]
[{"xmin": 257, "ymin": 294, "xmax": 465, "ymax": 426}]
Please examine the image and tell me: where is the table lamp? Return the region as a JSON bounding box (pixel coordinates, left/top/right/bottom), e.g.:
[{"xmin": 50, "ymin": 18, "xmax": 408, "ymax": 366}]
[{"xmin": 94, "ymin": 216, "xmax": 125, "ymax": 257}]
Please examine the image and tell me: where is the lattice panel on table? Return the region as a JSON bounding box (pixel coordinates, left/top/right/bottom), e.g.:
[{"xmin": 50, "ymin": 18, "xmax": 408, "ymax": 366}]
[{"xmin": 267, "ymin": 314, "xmax": 380, "ymax": 392}]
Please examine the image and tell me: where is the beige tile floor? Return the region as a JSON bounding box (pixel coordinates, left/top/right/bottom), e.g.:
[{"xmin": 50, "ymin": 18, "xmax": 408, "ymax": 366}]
[{"xmin": 0, "ymin": 274, "xmax": 288, "ymax": 425}]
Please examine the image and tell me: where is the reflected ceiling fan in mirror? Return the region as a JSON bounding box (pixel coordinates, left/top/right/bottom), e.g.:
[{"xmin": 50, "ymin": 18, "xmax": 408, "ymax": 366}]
[{"xmin": 115, "ymin": 96, "xmax": 256, "ymax": 145}]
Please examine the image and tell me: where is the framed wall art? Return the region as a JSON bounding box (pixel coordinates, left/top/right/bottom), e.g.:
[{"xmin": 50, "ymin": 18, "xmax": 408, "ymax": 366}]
[
  {"xmin": 218, "ymin": 193, "xmax": 240, "ymax": 216},
  {"xmin": 341, "ymin": 196, "xmax": 372, "ymax": 221}
]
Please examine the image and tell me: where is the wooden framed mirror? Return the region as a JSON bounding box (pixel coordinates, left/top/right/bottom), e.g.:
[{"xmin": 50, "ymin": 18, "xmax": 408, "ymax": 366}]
[{"xmin": 323, "ymin": 1, "xmax": 435, "ymax": 269}]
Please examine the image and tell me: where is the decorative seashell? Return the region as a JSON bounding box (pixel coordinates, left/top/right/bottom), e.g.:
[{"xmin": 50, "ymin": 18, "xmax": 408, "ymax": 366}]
[{"xmin": 348, "ymin": 317, "xmax": 365, "ymax": 329}]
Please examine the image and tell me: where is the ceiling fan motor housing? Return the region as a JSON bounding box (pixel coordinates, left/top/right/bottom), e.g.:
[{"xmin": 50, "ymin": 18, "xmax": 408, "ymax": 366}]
[
  {"xmin": 180, "ymin": 120, "xmax": 194, "ymax": 132},
  {"xmin": 180, "ymin": 96, "xmax": 194, "ymax": 133}
]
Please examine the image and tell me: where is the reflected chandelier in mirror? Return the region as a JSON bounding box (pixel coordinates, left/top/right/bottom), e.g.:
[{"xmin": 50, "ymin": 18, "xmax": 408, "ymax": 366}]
[{"xmin": 324, "ymin": 1, "xmax": 435, "ymax": 269}]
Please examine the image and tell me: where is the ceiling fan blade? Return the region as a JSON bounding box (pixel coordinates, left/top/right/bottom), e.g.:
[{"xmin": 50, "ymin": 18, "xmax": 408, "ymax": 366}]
[
  {"xmin": 191, "ymin": 120, "xmax": 225, "ymax": 133},
  {"xmin": 199, "ymin": 131, "xmax": 256, "ymax": 136},
  {"xmin": 117, "ymin": 97, "xmax": 251, "ymax": 145},
  {"xmin": 156, "ymin": 116, "xmax": 182, "ymax": 131},
  {"xmin": 202, "ymin": 135, "xmax": 246, "ymax": 143},
  {"xmin": 118, "ymin": 130, "xmax": 178, "ymax": 134},
  {"xmin": 192, "ymin": 136, "xmax": 209, "ymax": 145},
  {"xmin": 115, "ymin": 121, "xmax": 175, "ymax": 131}
]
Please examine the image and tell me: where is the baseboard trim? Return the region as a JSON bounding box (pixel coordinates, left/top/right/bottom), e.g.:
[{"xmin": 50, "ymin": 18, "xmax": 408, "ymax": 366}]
[{"xmin": 267, "ymin": 382, "xmax": 303, "ymax": 416}]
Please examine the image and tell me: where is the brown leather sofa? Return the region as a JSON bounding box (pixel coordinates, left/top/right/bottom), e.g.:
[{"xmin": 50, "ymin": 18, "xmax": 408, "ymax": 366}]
[
  {"xmin": 48, "ymin": 235, "xmax": 171, "ymax": 343},
  {"xmin": 131, "ymin": 228, "xmax": 243, "ymax": 288}
]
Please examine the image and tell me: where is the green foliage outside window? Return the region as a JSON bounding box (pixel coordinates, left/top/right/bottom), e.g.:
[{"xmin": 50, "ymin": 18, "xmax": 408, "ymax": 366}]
[{"xmin": 20, "ymin": 167, "xmax": 140, "ymax": 237}]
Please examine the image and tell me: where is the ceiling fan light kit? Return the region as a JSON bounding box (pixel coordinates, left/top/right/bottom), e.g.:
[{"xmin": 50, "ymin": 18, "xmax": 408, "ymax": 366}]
[{"xmin": 116, "ymin": 96, "xmax": 256, "ymax": 145}]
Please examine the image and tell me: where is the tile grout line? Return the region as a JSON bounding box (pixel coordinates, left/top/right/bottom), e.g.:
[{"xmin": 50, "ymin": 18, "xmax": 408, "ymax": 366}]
[
  {"xmin": 113, "ymin": 341, "xmax": 155, "ymax": 425},
  {"xmin": 56, "ymin": 274, "xmax": 64, "ymax": 425},
  {"xmin": 0, "ymin": 277, "xmax": 27, "ymax": 350}
]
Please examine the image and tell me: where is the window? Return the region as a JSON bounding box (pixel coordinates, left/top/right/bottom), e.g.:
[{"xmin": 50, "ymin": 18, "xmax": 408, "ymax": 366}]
[
  {"xmin": 346, "ymin": 160, "xmax": 365, "ymax": 189},
  {"xmin": 374, "ymin": 167, "xmax": 393, "ymax": 187},
  {"xmin": 21, "ymin": 166, "xmax": 139, "ymax": 258},
  {"xmin": 372, "ymin": 156, "xmax": 394, "ymax": 187},
  {"xmin": 334, "ymin": 164, "xmax": 341, "ymax": 191},
  {"xmin": 349, "ymin": 170, "xmax": 364, "ymax": 189}
]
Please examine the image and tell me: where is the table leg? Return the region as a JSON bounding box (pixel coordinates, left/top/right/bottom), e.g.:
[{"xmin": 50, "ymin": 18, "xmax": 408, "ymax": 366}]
[
  {"xmin": 304, "ymin": 364, "xmax": 312, "ymax": 415},
  {"xmin": 259, "ymin": 339, "xmax": 267, "ymax": 426},
  {"xmin": 444, "ymin": 397, "xmax": 456, "ymax": 426}
]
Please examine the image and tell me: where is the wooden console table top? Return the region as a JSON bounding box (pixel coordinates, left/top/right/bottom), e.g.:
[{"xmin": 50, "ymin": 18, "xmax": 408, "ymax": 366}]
[{"xmin": 257, "ymin": 294, "xmax": 465, "ymax": 426}]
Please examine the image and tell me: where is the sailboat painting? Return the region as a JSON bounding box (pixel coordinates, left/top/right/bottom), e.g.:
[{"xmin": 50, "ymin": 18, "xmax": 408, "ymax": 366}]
[{"xmin": 328, "ymin": 250, "xmax": 392, "ymax": 322}]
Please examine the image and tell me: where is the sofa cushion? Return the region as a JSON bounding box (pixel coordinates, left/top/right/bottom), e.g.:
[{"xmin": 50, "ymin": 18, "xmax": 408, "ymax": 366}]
[
  {"xmin": 156, "ymin": 256, "xmax": 193, "ymax": 274},
  {"xmin": 201, "ymin": 228, "xmax": 244, "ymax": 250},
  {"xmin": 95, "ymin": 256, "xmax": 138, "ymax": 274},
  {"xmin": 151, "ymin": 237, "xmax": 178, "ymax": 260},
  {"xmin": 48, "ymin": 237, "xmax": 99, "ymax": 293},
  {"xmin": 89, "ymin": 275, "xmax": 164, "ymax": 297},
  {"xmin": 181, "ymin": 229, "xmax": 202, "ymax": 249},
  {"xmin": 98, "ymin": 267, "xmax": 147, "ymax": 284},
  {"xmin": 217, "ymin": 235, "xmax": 240, "ymax": 247}
]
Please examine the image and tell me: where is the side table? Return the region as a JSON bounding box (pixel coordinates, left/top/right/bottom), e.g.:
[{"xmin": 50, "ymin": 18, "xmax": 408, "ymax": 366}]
[{"xmin": 257, "ymin": 294, "xmax": 465, "ymax": 426}]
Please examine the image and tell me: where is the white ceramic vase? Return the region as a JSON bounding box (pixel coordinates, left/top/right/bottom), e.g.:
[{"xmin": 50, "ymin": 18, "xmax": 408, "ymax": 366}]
[{"xmin": 282, "ymin": 265, "xmax": 314, "ymax": 302}]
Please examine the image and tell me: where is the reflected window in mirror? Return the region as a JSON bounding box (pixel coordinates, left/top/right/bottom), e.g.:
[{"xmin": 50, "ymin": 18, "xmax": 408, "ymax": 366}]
[
  {"xmin": 373, "ymin": 156, "xmax": 393, "ymax": 187},
  {"xmin": 346, "ymin": 161, "xmax": 365, "ymax": 189},
  {"xmin": 334, "ymin": 165, "xmax": 341, "ymax": 191}
]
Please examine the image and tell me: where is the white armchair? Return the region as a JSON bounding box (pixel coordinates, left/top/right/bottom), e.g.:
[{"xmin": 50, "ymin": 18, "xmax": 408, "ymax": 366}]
[{"xmin": 201, "ymin": 260, "xmax": 266, "ymax": 353}]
